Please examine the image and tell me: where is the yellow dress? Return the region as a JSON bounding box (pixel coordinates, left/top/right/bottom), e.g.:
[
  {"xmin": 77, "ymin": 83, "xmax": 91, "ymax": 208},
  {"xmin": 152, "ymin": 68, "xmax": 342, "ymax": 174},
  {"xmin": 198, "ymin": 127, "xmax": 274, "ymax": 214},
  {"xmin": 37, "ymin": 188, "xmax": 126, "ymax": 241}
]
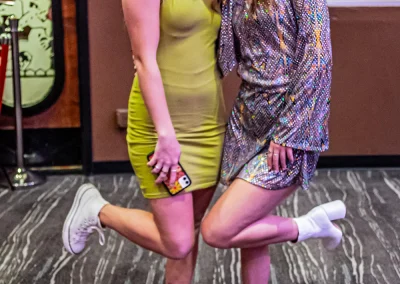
[{"xmin": 126, "ymin": 0, "xmax": 226, "ymax": 199}]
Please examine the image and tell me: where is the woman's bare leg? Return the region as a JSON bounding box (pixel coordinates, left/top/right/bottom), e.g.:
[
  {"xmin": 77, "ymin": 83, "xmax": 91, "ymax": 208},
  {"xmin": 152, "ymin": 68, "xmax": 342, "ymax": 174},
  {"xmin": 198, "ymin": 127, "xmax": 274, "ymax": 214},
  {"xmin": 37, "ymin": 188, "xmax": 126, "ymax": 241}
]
[
  {"xmin": 201, "ymin": 179, "xmax": 344, "ymax": 284},
  {"xmin": 201, "ymin": 179, "xmax": 298, "ymax": 249},
  {"xmin": 100, "ymin": 192, "xmax": 196, "ymax": 259},
  {"xmin": 241, "ymin": 246, "xmax": 270, "ymax": 284},
  {"xmin": 165, "ymin": 187, "xmax": 216, "ymax": 284},
  {"xmin": 201, "ymin": 180, "xmax": 296, "ymax": 284}
]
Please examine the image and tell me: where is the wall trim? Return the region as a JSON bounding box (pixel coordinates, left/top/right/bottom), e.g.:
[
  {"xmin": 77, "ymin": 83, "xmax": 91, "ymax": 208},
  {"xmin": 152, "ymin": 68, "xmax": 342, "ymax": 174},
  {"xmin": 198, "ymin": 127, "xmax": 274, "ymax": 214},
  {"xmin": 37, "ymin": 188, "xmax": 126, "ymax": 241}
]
[
  {"xmin": 327, "ymin": 1, "xmax": 400, "ymax": 7},
  {"xmin": 92, "ymin": 156, "xmax": 400, "ymax": 174},
  {"xmin": 76, "ymin": 0, "xmax": 93, "ymax": 175},
  {"xmin": 93, "ymin": 161, "xmax": 133, "ymax": 174},
  {"xmin": 318, "ymin": 155, "xmax": 400, "ymax": 168}
]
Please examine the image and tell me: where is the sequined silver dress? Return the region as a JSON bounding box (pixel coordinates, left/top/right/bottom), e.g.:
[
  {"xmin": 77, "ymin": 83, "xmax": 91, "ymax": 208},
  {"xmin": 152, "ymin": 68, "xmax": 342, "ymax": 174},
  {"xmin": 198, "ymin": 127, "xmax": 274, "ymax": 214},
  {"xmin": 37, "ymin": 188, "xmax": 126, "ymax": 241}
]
[{"xmin": 218, "ymin": 0, "xmax": 332, "ymax": 189}]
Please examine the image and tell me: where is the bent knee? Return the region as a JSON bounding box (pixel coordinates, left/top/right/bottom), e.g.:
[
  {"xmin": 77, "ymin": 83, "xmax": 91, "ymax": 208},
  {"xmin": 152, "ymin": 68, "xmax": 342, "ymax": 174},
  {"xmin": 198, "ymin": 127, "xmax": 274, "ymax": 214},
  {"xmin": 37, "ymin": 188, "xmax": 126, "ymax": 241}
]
[
  {"xmin": 162, "ymin": 235, "xmax": 195, "ymax": 259},
  {"xmin": 201, "ymin": 218, "xmax": 232, "ymax": 249}
]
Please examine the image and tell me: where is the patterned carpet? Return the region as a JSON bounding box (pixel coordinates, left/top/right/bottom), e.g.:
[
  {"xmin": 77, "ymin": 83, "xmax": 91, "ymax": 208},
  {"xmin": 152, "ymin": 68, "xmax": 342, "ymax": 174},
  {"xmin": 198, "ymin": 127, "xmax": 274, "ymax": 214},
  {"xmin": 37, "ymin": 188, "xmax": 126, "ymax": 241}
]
[{"xmin": 0, "ymin": 169, "xmax": 399, "ymax": 284}]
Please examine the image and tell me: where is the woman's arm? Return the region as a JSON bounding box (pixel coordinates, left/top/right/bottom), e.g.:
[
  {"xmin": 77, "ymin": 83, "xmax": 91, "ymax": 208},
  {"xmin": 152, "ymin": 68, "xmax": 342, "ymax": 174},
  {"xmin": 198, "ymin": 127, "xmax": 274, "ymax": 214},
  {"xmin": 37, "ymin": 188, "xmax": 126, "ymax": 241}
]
[
  {"xmin": 218, "ymin": 0, "xmax": 240, "ymax": 77},
  {"xmin": 268, "ymin": 0, "xmax": 332, "ymax": 171},
  {"xmin": 273, "ymin": 0, "xmax": 332, "ymax": 151},
  {"xmin": 122, "ymin": 0, "xmax": 180, "ymax": 185},
  {"xmin": 122, "ymin": 0, "xmax": 174, "ymax": 138}
]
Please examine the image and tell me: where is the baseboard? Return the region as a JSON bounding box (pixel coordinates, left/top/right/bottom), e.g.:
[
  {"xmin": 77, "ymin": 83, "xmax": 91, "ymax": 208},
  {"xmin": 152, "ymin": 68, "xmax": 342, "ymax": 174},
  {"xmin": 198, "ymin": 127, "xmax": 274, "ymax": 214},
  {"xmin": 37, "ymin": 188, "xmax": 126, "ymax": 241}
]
[
  {"xmin": 317, "ymin": 155, "xmax": 400, "ymax": 168},
  {"xmin": 92, "ymin": 161, "xmax": 133, "ymax": 174},
  {"xmin": 92, "ymin": 156, "xmax": 400, "ymax": 174},
  {"xmin": 29, "ymin": 165, "xmax": 83, "ymax": 175},
  {"xmin": 0, "ymin": 128, "xmax": 82, "ymax": 167}
]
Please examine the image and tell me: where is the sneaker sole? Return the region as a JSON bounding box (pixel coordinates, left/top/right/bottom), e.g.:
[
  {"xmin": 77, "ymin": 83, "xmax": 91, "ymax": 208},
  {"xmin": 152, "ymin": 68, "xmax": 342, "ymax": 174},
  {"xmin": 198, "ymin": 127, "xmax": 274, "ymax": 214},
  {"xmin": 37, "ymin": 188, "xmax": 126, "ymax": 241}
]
[{"xmin": 62, "ymin": 184, "xmax": 94, "ymax": 255}]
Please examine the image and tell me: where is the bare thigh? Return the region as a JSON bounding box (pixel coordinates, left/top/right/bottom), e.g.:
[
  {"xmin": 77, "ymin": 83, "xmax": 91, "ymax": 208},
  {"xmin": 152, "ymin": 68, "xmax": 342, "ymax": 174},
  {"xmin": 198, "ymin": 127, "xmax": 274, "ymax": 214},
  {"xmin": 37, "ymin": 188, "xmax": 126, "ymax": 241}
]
[
  {"xmin": 163, "ymin": 188, "xmax": 216, "ymax": 280},
  {"xmin": 149, "ymin": 187, "xmax": 216, "ymax": 249},
  {"xmin": 203, "ymin": 179, "xmax": 296, "ymax": 239},
  {"xmin": 150, "ymin": 193, "xmax": 196, "ymax": 250}
]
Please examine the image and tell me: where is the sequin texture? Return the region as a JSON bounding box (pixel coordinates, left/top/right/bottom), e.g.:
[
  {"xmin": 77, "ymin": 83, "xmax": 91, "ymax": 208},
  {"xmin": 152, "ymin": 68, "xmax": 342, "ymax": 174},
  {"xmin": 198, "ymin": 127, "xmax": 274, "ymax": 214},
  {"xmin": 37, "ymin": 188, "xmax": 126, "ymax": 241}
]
[{"xmin": 218, "ymin": 0, "xmax": 332, "ymax": 189}]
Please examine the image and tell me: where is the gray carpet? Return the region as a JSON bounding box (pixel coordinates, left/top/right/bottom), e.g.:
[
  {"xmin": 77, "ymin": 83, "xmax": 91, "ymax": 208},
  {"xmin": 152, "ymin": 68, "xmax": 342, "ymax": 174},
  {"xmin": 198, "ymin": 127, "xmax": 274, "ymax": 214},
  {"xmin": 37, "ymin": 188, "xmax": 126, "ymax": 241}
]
[{"xmin": 0, "ymin": 169, "xmax": 400, "ymax": 284}]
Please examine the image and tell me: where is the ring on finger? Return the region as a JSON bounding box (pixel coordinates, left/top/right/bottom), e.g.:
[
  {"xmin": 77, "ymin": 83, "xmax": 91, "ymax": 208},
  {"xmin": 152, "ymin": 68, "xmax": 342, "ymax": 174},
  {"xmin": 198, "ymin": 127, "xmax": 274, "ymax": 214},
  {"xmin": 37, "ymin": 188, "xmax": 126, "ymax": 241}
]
[
  {"xmin": 273, "ymin": 153, "xmax": 279, "ymax": 156},
  {"xmin": 155, "ymin": 165, "xmax": 161, "ymax": 169}
]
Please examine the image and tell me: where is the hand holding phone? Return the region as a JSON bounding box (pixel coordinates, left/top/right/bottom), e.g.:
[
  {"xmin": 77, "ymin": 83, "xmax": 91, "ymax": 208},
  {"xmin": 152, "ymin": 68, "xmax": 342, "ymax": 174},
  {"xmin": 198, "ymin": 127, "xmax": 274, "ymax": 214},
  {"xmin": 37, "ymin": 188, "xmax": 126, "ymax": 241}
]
[
  {"xmin": 146, "ymin": 134, "xmax": 181, "ymax": 185},
  {"xmin": 147, "ymin": 152, "xmax": 191, "ymax": 196}
]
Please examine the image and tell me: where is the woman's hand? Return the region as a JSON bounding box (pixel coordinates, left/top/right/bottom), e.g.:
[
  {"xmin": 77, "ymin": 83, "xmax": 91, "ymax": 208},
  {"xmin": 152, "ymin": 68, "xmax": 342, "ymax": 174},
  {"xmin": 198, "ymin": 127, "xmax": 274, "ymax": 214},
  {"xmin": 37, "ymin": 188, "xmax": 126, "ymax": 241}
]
[
  {"xmin": 123, "ymin": 0, "xmax": 180, "ymax": 187},
  {"xmin": 267, "ymin": 141, "xmax": 294, "ymax": 172},
  {"xmin": 148, "ymin": 134, "xmax": 181, "ymax": 186}
]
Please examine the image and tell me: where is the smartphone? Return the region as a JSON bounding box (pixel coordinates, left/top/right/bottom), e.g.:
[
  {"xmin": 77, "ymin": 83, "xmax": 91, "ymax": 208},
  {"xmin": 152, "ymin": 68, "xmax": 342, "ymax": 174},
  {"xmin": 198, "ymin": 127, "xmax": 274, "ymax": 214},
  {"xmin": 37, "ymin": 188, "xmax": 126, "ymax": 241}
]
[{"xmin": 147, "ymin": 152, "xmax": 192, "ymax": 196}]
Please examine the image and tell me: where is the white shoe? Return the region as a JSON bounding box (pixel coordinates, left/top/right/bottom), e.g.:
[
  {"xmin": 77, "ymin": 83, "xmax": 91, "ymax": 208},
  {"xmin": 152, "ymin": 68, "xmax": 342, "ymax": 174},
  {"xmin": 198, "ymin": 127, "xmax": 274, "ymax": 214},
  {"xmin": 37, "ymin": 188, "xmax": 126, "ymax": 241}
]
[
  {"xmin": 62, "ymin": 183, "xmax": 109, "ymax": 255},
  {"xmin": 294, "ymin": 200, "xmax": 346, "ymax": 250}
]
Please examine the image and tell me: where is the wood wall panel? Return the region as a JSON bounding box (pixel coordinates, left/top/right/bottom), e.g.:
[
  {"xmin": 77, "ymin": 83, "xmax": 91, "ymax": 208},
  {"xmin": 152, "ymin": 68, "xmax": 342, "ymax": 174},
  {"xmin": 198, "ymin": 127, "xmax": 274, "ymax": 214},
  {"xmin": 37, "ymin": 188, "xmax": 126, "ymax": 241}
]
[{"xmin": 0, "ymin": 0, "xmax": 80, "ymax": 129}]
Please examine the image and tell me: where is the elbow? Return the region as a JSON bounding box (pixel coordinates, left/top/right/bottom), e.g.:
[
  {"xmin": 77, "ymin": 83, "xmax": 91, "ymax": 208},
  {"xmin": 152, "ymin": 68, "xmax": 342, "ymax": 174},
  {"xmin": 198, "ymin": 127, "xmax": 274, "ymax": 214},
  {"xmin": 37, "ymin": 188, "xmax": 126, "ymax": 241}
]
[
  {"xmin": 317, "ymin": 56, "xmax": 332, "ymax": 73},
  {"xmin": 132, "ymin": 54, "xmax": 157, "ymax": 75},
  {"xmin": 324, "ymin": 52, "xmax": 333, "ymax": 68},
  {"xmin": 132, "ymin": 54, "xmax": 145, "ymax": 73},
  {"xmin": 325, "ymin": 57, "xmax": 333, "ymax": 69}
]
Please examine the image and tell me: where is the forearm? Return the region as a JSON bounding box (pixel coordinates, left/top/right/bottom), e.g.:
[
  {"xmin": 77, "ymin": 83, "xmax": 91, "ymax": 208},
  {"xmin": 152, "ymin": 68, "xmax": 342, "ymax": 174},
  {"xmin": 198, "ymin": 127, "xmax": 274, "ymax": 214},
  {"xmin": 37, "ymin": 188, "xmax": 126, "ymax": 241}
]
[
  {"xmin": 273, "ymin": 67, "xmax": 331, "ymax": 151},
  {"xmin": 122, "ymin": 0, "xmax": 180, "ymax": 179},
  {"xmin": 121, "ymin": 0, "xmax": 173, "ymax": 137},
  {"xmin": 273, "ymin": 0, "xmax": 331, "ymax": 150},
  {"xmin": 135, "ymin": 58, "xmax": 175, "ymax": 137}
]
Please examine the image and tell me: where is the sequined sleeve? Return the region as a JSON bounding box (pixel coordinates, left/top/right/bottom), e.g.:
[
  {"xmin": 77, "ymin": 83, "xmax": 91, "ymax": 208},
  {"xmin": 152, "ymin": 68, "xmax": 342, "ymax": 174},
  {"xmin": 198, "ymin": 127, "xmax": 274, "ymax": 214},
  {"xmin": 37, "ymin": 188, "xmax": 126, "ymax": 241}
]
[
  {"xmin": 218, "ymin": 0, "xmax": 239, "ymax": 77},
  {"xmin": 272, "ymin": 0, "xmax": 332, "ymax": 152}
]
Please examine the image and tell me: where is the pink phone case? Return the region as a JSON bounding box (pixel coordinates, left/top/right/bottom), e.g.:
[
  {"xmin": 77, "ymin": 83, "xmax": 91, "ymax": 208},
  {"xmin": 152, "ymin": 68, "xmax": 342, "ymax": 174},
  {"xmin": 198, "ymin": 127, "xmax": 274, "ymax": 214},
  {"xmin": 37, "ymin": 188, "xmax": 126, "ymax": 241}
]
[{"xmin": 147, "ymin": 152, "xmax": 192, "ymax": 195}]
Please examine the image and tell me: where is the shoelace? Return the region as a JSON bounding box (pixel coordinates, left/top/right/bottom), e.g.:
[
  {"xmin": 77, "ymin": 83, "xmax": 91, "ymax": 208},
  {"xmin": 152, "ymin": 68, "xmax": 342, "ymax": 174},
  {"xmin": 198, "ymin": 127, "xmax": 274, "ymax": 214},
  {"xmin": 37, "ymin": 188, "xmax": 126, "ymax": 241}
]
[{"xmin": 74, "ymin": 222, "xmax": 105, "ymax": 246}]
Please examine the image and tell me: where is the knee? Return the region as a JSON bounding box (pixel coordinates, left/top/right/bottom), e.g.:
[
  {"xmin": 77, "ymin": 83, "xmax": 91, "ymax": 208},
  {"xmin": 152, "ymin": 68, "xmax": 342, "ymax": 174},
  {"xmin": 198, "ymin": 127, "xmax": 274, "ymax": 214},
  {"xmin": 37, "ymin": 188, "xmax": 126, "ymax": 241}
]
[
  {"xmin": 201, "ymin": 216, "xmax": 231, "ymax": 249},
  {"xmin": 162, "ymin": 234, "xmax": 195, "ymax": 260}
]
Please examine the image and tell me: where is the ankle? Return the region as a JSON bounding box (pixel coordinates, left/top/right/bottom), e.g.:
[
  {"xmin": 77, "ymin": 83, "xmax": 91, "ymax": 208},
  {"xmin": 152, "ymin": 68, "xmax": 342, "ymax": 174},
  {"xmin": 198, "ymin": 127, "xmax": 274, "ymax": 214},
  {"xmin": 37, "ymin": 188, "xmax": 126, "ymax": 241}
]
[
  {"xmin": 98, "ymin": 204, "xmax": 112, "ymax": 228},
  {"xmin": 291, "ymin": 219, "xmax": 300, "ymax": 242},
  {"xmin": 293, "ymin": 215, "xmax": 313, "ymax": 242}
]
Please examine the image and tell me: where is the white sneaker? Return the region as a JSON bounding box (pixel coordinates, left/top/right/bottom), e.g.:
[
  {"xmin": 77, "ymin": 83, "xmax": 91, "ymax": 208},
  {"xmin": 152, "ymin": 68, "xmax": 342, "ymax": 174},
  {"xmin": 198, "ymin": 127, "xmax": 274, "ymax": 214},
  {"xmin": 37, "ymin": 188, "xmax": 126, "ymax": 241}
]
[
  {"xmin": 62, "ymin": 183, "xmax": 109, "ymax": 255},
  {"xmin": 294, "ymin": 200, "xmax": 346, "ymax": 250}
]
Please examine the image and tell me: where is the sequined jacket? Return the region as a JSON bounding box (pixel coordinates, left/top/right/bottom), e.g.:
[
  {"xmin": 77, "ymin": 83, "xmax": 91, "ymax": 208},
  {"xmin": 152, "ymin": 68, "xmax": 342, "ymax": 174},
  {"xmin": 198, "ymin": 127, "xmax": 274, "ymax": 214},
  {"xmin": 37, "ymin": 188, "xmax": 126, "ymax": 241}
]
[{"xmin": 218, "ymin": 0, "xmax": 332, "ymax": 152}]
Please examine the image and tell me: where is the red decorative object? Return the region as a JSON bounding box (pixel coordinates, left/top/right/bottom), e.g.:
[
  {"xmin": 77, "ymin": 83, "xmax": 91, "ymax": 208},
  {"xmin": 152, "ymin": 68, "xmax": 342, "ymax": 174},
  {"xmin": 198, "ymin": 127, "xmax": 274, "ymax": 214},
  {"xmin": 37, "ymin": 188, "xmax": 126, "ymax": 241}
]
[{"xmin": 0, "ymin": 43, "xmax": 9, "ymax": 114}]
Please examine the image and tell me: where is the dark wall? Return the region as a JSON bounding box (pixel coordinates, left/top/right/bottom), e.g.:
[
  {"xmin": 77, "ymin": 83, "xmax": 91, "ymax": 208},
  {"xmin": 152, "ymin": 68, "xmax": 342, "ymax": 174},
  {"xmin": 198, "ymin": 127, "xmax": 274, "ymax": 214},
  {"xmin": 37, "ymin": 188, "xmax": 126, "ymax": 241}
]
[
  {"xmin": 88, "ymin": 5, "xmax": 400, "ymax": 162},
  {"xmin": 88, "ymin": 0, "xmax": 131, "ymax": 161}
]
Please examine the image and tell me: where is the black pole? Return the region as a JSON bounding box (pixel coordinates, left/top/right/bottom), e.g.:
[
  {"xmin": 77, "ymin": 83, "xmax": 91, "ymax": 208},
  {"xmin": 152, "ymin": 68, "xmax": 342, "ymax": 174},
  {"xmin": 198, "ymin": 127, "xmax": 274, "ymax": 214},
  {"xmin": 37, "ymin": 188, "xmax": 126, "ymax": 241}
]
[
  {"xmin": 9, "ymin": 16, "xmax": 24, "ymax": 169},
  {"xmin": 7, "ymin": 15, "xmax": 45, "ymax": 188},
  {"xmin": 76, "ymin": 0, "xmax": 93, "ymax": 175}
]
